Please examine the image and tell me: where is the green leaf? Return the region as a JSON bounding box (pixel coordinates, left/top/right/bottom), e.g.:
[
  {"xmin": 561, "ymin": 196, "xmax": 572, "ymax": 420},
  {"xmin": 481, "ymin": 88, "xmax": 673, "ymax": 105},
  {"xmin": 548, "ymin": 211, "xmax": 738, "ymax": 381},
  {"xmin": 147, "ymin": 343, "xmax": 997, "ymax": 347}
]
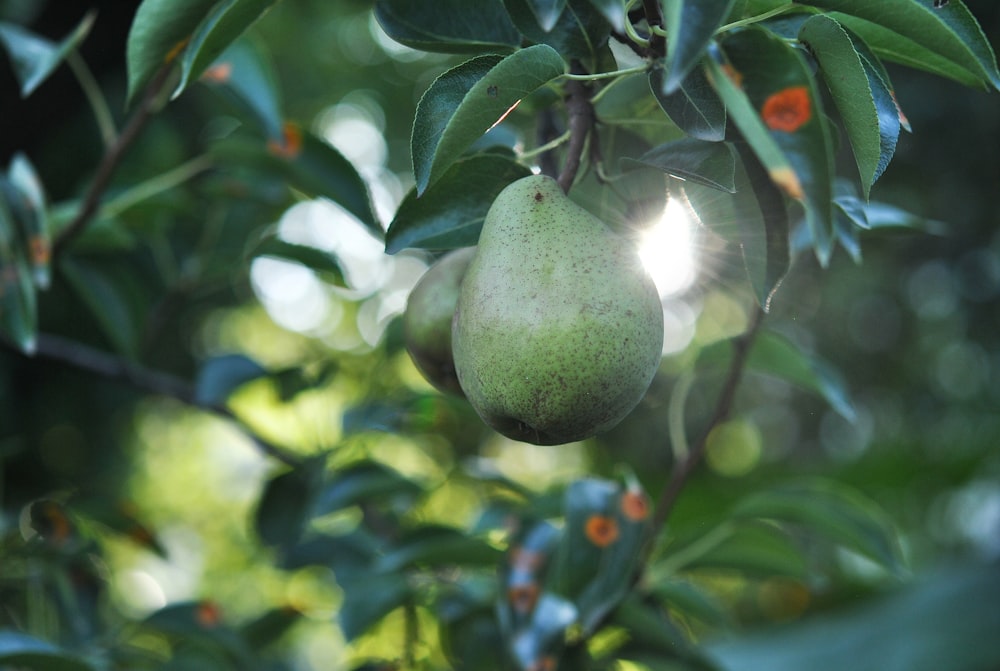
[
  {"xmin": 504, "ymin": 0, "xmax": 612, "ymax": 65},
  {"xmin": 141, "ymin": 601, "xmax": 253, "ymax": 664},
  {"xmin": 862, "ymin": 200, "xmax": 946, "ymax": 234},
  {"xmin": 703, "ymin": 53, "xmax": 797, "ymax": 199},
  {"xmin": 267, "ymin": 129, "xmax": 380, "ymax": 237},
  {"xmin": 649, "ymin": 63, "xmax": 727, "ymax": 142},
  {"xmin": 824, "ymin": 15, "xmax": 981, "ymax": 89},
  {"xmin": 385, "ymin": 153, "xmax": 531, "ymax": 253},
  {"xmin": 716, "ymin": 28, "xmax": 836, "ymax": 263},
  {"xmin": 525, "ymin": 0, "xmax": 568, "ymax": 32},
  {"xmin": 799, "ymin": 15, "xmax": 887, "ymax": 198},
  {"xmin": 623, "ymin": 138, "xmax": 737, "ymax": 192},
  {"xmin": 254, "ymin": 461, "xmax": 323, "ymax": 553},
  {"xmin": 373, "ymin": 0, "xmax": 521, "ymax": 54},
  {"xmin": 240, "ymin": 607, "xmax": 301, "ymax": 651},
  {"xmin": 796, "ymin": 0, "xmax": 1000, "ymax": 91},
  {"xmin": 503, "ymin": 592, "xmax": 578, "ymax": 671},
  {"xmin": 0, "ymin": 631, "xmax": 98, "ymax": 671},
  {"xmin": 126, "ymin": 0, "xmax": 218, "ymax": 106},
  {"xmin": 339, "ymin": 573, "xmax": 412, "ymax": 641},
  {"xmin": 58, "ymin": 255, "xmax": 143, "ymax": 359},
  {"xmin": 852, "ymin": 40, "xmax": 903, "ymax": 182},
  {"xmin": 834, "ymin": 185, "xmax": 869, "ymax": 230},
  {"xmin": 726, "ymin": 0, "xmax": 793, "ymax": 24},
  {"xmin": 0, "ymin": 192, "xmax": 36, "ymax": 353},
  {"xmin": 173, "ymin": 0, "xmax": 277, "ymax": 99},
  {"xmin": 411, "ymin": 45, "xmax": 565, "ymax": 195},
  {"xmin": 195, "ymin": 35, "xmax": 283, "ymax": 140},
  {"xmin": 250, "ymin": 235, "xmax": 347, "ymax": 286},
  {"xmin": 313, "ymin": 460, "xmax": 424, "ymax": 516},
  {"xmin": 648, "ymin": 579, "xmax": 732, "ymax": 627},
  {"xmin": 375, "ymin": 525, "xmax": 503, "ymax": 572},
  {"xmin": 548, "ymin": 479, "xmax": 652, "ymax": 633},
  {"xmin": 281, "ymin": 529, "xmax": 381, "ymax": 575},
  {"xmin": 707, "ymin": 563, "xmax": 1000, "ymax": 671},
  {"xmin": 611, "ymin": 595, "xmax": 720, "ymax": 671},
  {"xmin": 755, "ymin": 333, "xmax": 855, "ymax": 420},
  {"xmin": 6, "ymin": 153, "xmax": 50, "ymax": 288},
  {"xmin": 699, "ymin": 330, "xmax": 856, "ymax": 420},
  {"xmin": 662, "ymin": 0, "xmax": 738, "ymax": 93},
  {"xmin": 673, "ymin": 522, "xmax": 809, "ymax": 578},
  {"xmin": 194, "ymin": 353, "xmax": 268, "ymax": 406},
  {"xmin": 732, "ymin": 478, "xmax": 905, "ymax": 574},
  {"xmin": 833, "ymin": 202, "xmax": 862, "ymax": 263},
  {"xmin": 734, "ymin": 143, "xmax": 791, "ymax": 311},
  {"xmin": 0, "ymin": 10, "xmax": 95, "ymax": 97},
  {"xmin": 586, "ymin": 0, "xmax": 626, "ymax": 31},
  {"xmin": 73, "ymin": 498, "xmax": 168, "ymax": 557}
]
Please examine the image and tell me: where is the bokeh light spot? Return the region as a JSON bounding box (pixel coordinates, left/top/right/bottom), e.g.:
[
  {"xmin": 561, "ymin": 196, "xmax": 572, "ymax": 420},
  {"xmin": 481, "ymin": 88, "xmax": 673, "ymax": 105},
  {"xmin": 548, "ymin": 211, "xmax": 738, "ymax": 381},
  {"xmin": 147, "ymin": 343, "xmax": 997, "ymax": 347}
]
[
  {"xmin": 639, "ymin": 198, "xmax": 698, "ymax": 299},
  {"xmin": 705, "ymin": 419, "xmax": 763, "ymax": 477}
]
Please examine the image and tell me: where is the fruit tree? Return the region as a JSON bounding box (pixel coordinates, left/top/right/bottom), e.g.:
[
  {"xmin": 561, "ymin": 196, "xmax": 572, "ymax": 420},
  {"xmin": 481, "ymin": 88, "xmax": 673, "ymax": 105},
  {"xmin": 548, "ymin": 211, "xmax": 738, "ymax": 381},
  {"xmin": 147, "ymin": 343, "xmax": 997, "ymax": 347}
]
[{"xmin": 2, "ymin": 1, "xmax": 999, "ymax": 670}]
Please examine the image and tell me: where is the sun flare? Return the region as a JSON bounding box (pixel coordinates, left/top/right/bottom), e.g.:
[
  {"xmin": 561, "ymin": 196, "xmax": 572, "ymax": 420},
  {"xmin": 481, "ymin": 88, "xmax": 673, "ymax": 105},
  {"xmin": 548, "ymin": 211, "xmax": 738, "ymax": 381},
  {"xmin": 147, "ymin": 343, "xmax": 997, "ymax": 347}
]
[{"xmin": 639, "ymin": 198, "xmax": 698, "ymax": 299}]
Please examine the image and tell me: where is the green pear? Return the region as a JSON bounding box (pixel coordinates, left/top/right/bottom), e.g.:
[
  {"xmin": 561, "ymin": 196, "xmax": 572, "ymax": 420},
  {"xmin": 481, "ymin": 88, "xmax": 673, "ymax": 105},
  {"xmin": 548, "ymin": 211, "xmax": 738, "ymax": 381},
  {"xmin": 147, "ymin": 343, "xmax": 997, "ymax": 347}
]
[
  {"xmin": 404, "ymin": 247, "xmax": 476, "ymax": 396},
  {"xmin": 452, "ymin": 175, "xmax": 664, "ymax": 445}
]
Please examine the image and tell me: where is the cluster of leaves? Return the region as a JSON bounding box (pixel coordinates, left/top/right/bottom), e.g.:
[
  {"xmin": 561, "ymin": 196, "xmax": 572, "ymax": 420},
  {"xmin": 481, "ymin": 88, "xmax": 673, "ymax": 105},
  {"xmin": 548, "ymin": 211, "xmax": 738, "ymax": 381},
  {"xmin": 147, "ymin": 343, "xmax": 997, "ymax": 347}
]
[
  {"xmin": 1, "ymin": 0, "xmax": 998, "ymax": 670},
  {"xmin": 0, "ymin": 0, "xmax": 376, "ymax": 356},
  {"xmin": 379, "ymin": 0, "xmax": 999, "ymax": 309},
  {"xmin": 246, "ymin": 431, "xmax": 911, "ymax": 671},
  {"xmin": 0, "ymin": 431, "xmax": 910, "ymax": 671},
  {"xmin": 0, "ymin": 499, "xmax": 301, "ymax": 670}
]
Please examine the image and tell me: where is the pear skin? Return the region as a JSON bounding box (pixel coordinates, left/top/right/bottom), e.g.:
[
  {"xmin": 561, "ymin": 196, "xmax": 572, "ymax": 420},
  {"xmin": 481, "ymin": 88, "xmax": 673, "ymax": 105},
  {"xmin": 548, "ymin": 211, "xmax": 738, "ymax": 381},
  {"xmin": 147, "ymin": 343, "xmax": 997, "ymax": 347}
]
[
  {"xmin": 452, "ymin": 175, "xmax": 664, "ymax": 445},
  {"xmin": 404, "ymin": 247, "xmax": 476, "ymax": 396}
]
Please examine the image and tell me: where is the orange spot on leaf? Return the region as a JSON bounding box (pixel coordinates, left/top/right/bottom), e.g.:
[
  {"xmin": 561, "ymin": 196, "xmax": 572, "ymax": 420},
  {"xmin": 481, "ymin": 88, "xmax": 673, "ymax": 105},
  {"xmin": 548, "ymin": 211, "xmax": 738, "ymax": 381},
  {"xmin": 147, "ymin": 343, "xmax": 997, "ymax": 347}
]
[
  {"xmin": 527, "ymin": 657, "xmax": 558, "ymax": 671},
  {"xmin": 29, "ymin": 236, "xmax": 50, "ymax": 267},
  {"xmin": 721, "ymin": 63, "xmax": 744, "ymax": 89},
  {"xmin": 507, "ymin": 583, "xmax": 540, "ymax": 614},
  {"xmin": 41, "ymin": 502, "xmax": 72, "ymax": 544},
  {"xmin": 890, "ymin": 90, "xmax": 912, "ymax": 132},
  {"xmin": 620, "ymin": 491, "xmax": 650, "ymax": 521},
  {"xmin": 196, "ymin": 600, "xmax": 223, "ymax": 628},
  {"xmin": 761, "ymin": 86, "xmax": 812, "ymax": 133},
  {"xmin": 267, "ymin": 122, "xmax": 303, "ymax": 159},
  {"xmin": 201, "ymin": 62, "xmax": 232, "ymax": 84},
  {"xmin": 164, "ymin": 38, "xmax": 191, "ymax": 65},
  {"xmin": 510, "ymin": 545, "xmax": 545, "ymax": 573},
  {"xmin": 769, "ymin": 167, "xmax": 804, "ymax": 200},
  {"xmin": 585, "ymin": 514, "xmax": 619, "ymax": 548}
]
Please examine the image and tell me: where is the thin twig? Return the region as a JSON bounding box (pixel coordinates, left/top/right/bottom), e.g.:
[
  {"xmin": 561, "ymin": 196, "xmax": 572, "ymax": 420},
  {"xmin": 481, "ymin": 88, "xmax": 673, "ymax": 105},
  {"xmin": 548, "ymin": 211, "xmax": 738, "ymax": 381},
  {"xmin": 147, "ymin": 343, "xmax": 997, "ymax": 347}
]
[
  {"xmin": 649, "ymin": 307, "xmax": 765, "ymax": 534},
  {"xmin": 53, "ymin": 63, "xmax": 175, "ymax": 255},
  {"xmin": 66, "ymin": 49, "xmax": 118, "ymax": 148},
  {"xmin": 27, "ymin": 333, "xmax": 302, "ymax": 467}
]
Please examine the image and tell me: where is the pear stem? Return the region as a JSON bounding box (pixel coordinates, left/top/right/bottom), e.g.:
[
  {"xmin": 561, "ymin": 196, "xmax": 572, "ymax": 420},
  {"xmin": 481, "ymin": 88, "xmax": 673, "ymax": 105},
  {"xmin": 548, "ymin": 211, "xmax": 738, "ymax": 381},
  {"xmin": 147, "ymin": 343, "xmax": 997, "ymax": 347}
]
[{"xmin": 649, "ymin": 306, "xmax": 765, "ymax": 534}]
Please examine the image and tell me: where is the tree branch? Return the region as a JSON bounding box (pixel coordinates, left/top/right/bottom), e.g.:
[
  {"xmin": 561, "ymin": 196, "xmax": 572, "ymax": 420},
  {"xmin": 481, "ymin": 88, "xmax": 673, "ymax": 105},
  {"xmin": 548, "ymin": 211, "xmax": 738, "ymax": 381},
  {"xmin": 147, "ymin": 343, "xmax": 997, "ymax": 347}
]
[
  {"xmin": 649, "ymin": 307, "xmax": 766, "ymax": 534},
  {"xmin": 642, "ymin": 0, "xmax": 666, "ymax": 57},
  {"xmin": 53, "ymin": 63, "xmax": 175, "ymax": 255},
  {"xmin": 557, "ymin": 74, "xmax": 595, "ymax": 193},
  {"xmin": 27, "ymin": 333, "xmax": 302, "ymax": 467},
  {"xmin": 535, "ymin": 108, "xmax": 562, "ymax": 181}
]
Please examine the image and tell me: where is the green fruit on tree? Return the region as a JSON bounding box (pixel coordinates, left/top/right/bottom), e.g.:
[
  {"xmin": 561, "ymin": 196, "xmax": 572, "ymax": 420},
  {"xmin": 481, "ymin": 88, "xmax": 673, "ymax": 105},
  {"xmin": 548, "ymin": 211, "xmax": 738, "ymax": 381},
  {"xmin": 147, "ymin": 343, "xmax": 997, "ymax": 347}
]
[
  {"xmin": 452, "ymin": 175, "xmax": 664, "ymax": 445},
  {"xmin": 403, "ymin": 246, "xmax": 477, "ymax": 396}
]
